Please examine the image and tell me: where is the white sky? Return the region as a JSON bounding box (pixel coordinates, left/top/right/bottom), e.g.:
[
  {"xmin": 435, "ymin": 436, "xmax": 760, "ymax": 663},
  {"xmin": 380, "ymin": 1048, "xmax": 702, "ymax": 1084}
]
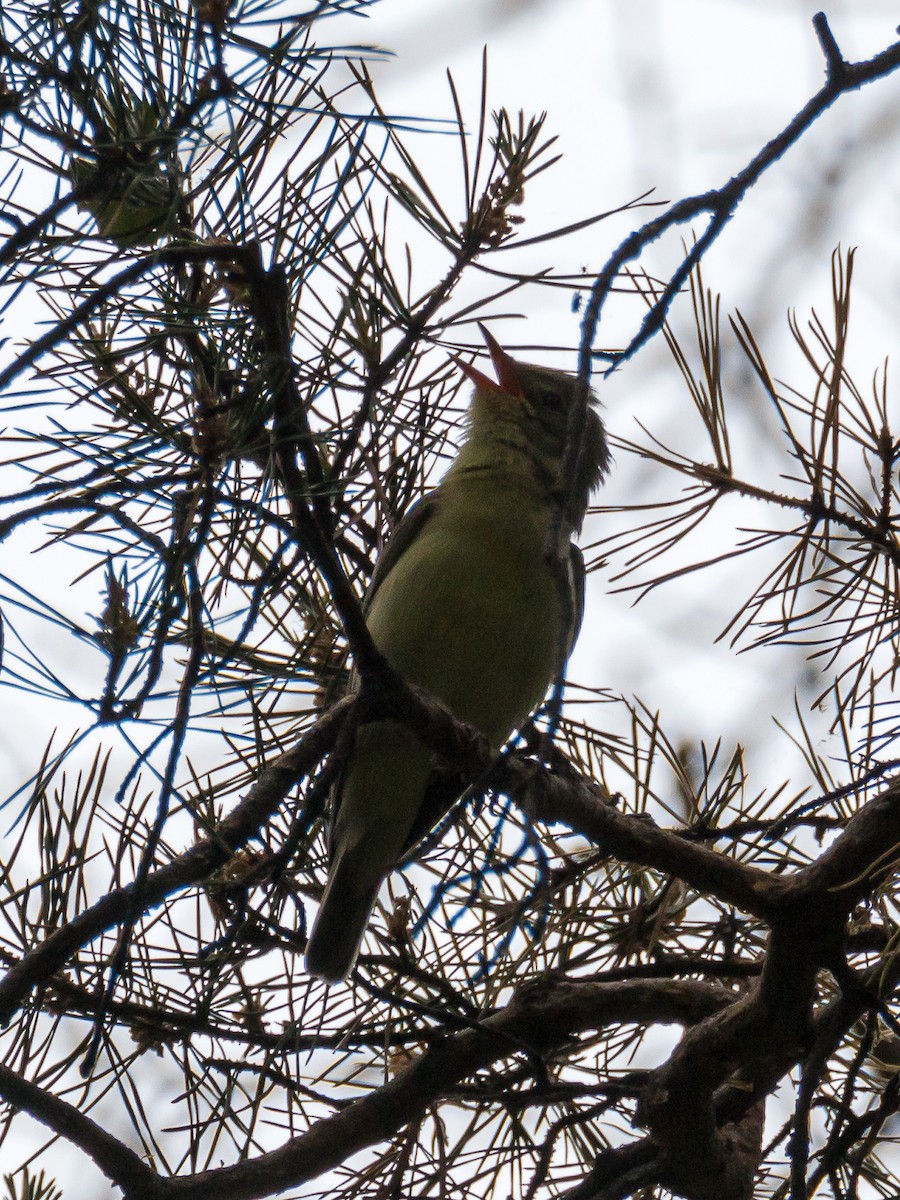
[
  {"xmin": 5, "ymin": 0, "xmax": 900, "ymax": 1192},
  {"xmin": 314, "ymin": 0, "xmax": 900, "ymax": 787}
]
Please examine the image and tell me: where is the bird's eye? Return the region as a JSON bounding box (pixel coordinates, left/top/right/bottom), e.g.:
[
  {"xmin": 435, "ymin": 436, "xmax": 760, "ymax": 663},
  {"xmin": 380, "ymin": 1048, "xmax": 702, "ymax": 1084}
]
[{"xmin": 539, "ymin": 386, "xmax": 564, "ymax": 411}]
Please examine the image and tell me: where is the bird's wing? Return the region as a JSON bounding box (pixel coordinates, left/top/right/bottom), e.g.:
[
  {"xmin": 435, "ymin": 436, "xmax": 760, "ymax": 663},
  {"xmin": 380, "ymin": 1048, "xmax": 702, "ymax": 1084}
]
[
  {"xmin": 564, "ymin": 541, "xmax": 586, "ymax": 671},
  {"xmin": 323, "ymin": 493, "xmax": 442, "ymax": 879},
  {"xmin": 331, "ymin": 492, "xmax": 440, "ymax": 805},
  {"xmin": 363, "ymin": 493, "xmax": 440, "ymax": 611}
]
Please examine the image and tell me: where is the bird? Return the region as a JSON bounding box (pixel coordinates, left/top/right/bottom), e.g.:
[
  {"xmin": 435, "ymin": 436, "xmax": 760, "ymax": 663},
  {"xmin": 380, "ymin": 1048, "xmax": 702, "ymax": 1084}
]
[
  {"xmin": 70, "ymin": 96, "xmax": 182, "ymax": 247},
  {"xmin": 304, "ymin": 326, "xmax": 610, "ymax": 982}
]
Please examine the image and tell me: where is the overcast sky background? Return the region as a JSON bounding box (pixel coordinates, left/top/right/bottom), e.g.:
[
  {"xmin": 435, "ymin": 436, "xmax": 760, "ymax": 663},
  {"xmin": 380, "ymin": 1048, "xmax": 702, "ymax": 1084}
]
[
  {"xmin": 4, "ymin": 0, "xmax": 900, "ymax": 802},
  {"xmin": 5, "ymin": 0, "xmax": 900, "ymax": 1191},
  {"xmin": 314, "ymin": 0, "xmax": 900, "ymax": 794}
]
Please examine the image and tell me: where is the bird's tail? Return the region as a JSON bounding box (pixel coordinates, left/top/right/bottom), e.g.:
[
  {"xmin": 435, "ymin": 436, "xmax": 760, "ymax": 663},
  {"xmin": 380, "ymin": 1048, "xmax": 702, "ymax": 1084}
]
[
  {"xmin": 305, "ymin": 722, "xmax": 432, "ymax": 982},
  {"xmin": 304, "ymin": 841, "xmax": 382, "ymax": 983}
]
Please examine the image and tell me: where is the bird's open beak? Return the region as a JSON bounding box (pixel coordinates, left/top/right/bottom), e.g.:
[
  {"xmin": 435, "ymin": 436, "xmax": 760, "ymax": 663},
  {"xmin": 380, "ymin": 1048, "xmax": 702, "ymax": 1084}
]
[{"xmin": 453, "ymin": 324, "xmax": 524, "ymax": 397}]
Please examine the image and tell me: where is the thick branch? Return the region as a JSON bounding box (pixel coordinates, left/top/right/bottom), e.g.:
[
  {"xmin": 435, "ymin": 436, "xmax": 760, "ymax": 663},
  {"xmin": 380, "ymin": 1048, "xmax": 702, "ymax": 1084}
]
[
  {"xmin": 122, "ymin": 977, "xmax": 733, "ymax": 1200},
  {"xmin": 0, "ymin": 1063, "xmax": 155, "ymax": 1192},
  {"xmin": 0, "ymin": 699, "xmax": 351, "ymax": 1025}
]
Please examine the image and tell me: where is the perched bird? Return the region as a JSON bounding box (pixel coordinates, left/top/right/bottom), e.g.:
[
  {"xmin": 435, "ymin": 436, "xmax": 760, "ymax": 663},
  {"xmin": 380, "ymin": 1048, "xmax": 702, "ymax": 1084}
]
[
  {"xmin": 305, "ymin": 327, "xmax": 610, "ymax": 982},
  {"xmin": 70, "ymin": 96, "xmax": 182, "ymax": 247}
]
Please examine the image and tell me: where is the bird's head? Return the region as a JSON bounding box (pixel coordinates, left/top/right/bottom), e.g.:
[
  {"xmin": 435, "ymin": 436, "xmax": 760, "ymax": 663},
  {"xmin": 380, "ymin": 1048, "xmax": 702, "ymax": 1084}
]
[{"xmin": 455, "ymin": 324, "xmax": 610, "ymax": 530}]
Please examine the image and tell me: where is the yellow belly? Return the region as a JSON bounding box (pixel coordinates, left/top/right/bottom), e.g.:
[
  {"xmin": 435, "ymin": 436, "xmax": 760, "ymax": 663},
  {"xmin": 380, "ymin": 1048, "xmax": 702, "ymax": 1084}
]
[{"xmin": 365, "ymin": 498, "xmax": 563, "ymax": 747}]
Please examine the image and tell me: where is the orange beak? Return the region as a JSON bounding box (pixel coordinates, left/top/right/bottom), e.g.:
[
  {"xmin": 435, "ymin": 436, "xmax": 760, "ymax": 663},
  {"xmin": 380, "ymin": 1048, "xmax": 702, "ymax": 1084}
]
[{"xmin": 453, "ymin": 324, "xmax": 524, "ymax": 397}]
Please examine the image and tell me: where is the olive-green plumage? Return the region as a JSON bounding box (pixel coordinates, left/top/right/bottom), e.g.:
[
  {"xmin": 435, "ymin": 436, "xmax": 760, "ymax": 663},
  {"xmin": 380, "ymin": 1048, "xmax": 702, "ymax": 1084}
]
[{"xmin": 305, "ymin": 328, "xmax": 609, "ymax": 982}]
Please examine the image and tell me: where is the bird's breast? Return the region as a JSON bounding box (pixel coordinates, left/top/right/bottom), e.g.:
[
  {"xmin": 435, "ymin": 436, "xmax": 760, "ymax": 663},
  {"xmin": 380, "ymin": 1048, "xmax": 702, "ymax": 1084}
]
[{"xmin": 365, "ymin": 492, "xmax": 568, "ymax": 747}]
